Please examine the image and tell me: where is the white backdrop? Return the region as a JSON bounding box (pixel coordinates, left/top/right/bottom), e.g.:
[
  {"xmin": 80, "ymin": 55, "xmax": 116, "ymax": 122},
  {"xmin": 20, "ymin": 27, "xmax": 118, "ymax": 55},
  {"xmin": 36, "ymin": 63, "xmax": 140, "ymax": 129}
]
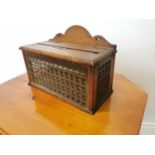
[{"xmin": 0, "ymin": 0, "xmax": 155, "ymax": 134}]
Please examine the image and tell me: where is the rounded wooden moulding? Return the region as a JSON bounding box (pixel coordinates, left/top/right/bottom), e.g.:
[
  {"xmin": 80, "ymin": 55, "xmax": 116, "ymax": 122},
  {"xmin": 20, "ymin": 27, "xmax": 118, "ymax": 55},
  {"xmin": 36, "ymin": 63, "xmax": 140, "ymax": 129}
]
[{"xmin": 52, "ymin": 25, "xmax": 116, "ymax": 49}]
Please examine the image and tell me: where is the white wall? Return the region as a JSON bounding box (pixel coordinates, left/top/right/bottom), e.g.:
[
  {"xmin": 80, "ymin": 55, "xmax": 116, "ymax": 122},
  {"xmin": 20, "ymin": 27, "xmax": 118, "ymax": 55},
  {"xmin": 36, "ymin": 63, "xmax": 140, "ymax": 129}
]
[{"xmin": 0, "ymin": 20, "xmax": 155, "ymax": 134}]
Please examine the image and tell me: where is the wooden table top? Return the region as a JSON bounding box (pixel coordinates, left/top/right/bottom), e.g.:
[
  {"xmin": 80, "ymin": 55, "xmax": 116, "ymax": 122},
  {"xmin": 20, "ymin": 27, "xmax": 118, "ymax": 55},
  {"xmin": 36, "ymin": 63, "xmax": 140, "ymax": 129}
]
[{"xmin": 0, "ymin": 74, "xmax": 147, "ymax": 135}]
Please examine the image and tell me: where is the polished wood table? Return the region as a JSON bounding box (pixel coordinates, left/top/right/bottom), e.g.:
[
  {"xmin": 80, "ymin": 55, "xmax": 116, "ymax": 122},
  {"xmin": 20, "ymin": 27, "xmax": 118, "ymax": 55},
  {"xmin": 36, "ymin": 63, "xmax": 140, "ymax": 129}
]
[{"xmin": 0, "ymin": 74, "xmax": 147, "ymax": 135}]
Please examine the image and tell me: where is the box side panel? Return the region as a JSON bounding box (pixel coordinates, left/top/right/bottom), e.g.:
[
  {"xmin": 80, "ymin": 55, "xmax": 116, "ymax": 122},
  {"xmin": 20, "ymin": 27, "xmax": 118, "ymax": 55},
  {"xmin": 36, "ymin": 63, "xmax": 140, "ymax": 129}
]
[{"xmin": 92, "ymin": 55, "xmax": 115, "ymax": 113}]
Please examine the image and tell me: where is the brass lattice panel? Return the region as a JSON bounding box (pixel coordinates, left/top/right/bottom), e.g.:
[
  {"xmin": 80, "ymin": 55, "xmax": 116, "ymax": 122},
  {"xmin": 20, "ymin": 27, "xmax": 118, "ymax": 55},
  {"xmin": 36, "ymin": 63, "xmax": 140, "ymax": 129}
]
[
  {"xmin": 27, "ymin": 55, "xmax": 88, "ymax": 106},
  {"xmin": 97, "ymin": 59, "xmax": 111, "ymax": 103}
]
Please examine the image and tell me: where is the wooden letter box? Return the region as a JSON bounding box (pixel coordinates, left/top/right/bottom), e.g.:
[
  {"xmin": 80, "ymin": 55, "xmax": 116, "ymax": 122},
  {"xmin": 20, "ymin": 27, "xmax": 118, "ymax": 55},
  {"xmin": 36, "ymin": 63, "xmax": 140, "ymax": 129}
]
[{"xmin": 20, "ymin": 25, "xmax": 117, "ymax": 114}]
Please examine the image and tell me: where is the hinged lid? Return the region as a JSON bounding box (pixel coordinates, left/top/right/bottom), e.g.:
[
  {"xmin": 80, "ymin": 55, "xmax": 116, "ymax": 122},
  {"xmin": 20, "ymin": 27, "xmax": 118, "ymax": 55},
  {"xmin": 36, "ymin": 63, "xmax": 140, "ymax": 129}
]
[{"xmin": 20, "ymin": 25, "xmax": 117, "ymax": 66}]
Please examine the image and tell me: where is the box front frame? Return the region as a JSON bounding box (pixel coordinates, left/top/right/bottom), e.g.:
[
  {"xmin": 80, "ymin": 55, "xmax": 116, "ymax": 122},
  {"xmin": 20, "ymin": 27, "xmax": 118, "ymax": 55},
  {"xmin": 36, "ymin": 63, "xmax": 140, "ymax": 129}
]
[{"xmin": 22, "ymin": 50, "xmax": 95, "ymax": 114}]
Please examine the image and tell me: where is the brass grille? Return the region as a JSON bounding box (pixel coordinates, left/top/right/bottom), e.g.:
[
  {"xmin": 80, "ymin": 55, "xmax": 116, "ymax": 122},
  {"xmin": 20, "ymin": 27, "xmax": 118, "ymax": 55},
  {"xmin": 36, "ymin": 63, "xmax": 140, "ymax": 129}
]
[
  {"xmin": 97, "ymin": 59, "xmax": 111, "ymax": 103},
  {"xmin": 27, "ymin": 55, "xmax": 88, "ymax": 106}
]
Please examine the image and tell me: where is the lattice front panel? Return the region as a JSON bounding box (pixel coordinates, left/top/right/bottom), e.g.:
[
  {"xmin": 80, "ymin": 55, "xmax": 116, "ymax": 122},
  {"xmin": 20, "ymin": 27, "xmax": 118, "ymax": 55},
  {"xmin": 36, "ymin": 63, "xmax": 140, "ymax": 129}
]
[
  {"xmin": 27, "ymin": 55, "xmax": 88, "ymax": 106},
  {"xmin": 97, "ymin": 59, "xmax": 111, "ymax": 103}
]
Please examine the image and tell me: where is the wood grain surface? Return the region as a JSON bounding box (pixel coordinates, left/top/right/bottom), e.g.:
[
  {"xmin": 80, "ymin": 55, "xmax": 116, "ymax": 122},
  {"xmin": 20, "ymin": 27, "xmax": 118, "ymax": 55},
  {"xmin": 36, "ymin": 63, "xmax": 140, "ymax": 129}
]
[
  {"xmin": 52, "ymin": 25, "xmax": 116, "ymax": 48},
  {"xmin": 20, "ymin": 25, "xmax": 116, "ymax": 66},
  {"xmin": 0, "ymin": 74, "xmax": 147, "ymax": 135}
]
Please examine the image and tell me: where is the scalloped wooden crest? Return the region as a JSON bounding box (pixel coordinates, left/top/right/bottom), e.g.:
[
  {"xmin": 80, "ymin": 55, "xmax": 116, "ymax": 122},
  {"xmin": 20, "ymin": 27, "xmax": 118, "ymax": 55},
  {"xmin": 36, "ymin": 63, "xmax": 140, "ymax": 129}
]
[{"xmin": 52, "ymin": 25, "xmax": 116, "ymax": 49}]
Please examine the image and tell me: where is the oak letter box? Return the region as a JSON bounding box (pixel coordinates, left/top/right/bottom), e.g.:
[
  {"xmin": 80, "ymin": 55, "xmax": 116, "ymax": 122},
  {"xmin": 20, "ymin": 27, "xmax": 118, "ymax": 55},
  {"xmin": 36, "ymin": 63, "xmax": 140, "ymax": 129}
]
[{"xmin": 20, "ymin": 25, "xmax": 117, "ymax": 114}]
